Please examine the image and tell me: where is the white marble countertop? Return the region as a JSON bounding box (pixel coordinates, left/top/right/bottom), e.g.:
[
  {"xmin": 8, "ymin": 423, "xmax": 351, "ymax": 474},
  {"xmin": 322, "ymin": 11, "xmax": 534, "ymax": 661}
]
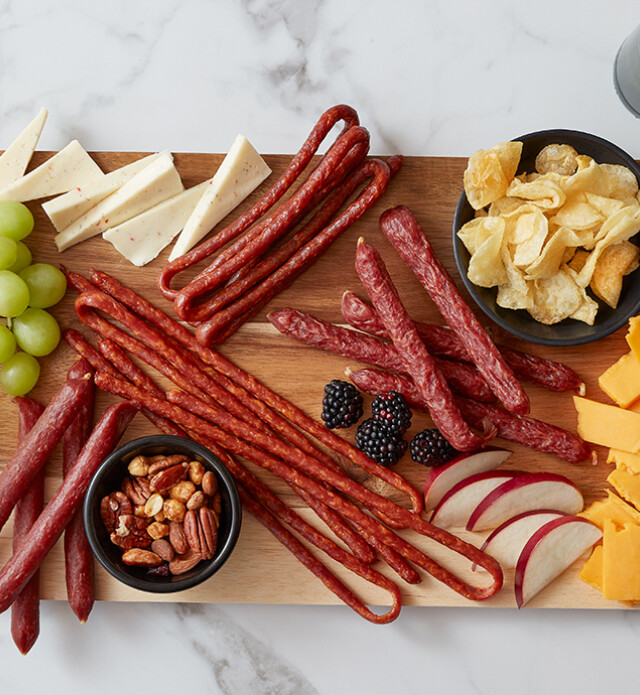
[{"xmin": 2, "ymin": 1, "xmax": 640, "ymax": 692}]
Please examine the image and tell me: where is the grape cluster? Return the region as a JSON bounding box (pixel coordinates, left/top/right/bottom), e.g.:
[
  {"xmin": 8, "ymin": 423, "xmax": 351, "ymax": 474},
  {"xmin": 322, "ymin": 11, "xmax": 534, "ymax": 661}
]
[{"xmin": 0, "ymin": 201, "xmax": 66, "ymax": 396}]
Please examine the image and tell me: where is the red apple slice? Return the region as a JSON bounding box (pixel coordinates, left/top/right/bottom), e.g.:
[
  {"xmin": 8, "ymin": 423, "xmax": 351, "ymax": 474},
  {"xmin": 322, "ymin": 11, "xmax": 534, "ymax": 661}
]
[
  {"xmin": 478, "ymin": 510, "xmax": 566, "ymax": 569},
  {"xmin": 424, "ymin": 448, "xmax": 512, "ymax": 512},
  {"xmin": 514, "ymin": 515, "xmax": 602, "ymax": 608},
  {"xmin": 466, "ymin": 473, "xmax": 584, "ymax": 532},
  {"xmin": 429, "ymin": 470, "xmax": 520, "ymax": 528}
]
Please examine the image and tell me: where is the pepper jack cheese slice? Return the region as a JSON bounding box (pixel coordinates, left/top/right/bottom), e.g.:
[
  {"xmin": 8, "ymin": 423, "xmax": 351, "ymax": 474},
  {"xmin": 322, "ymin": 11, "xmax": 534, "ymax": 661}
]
[
  {"xmin": 54, "ymin": 152, "xmax": 184, "ymax": 252},
  {"xmin": 43, "ymin": 151, "xmax": 165, "ymax": 231},
  {"xmin": 0, "ymin": 107, "xmax": 48, "ymax": 188},
  {"xmin": 0, "ymin": 140, "xmax": 103, "ymax": 202},
  {"xmin": 598, "ymin": 351, "xmax": 640, "ymax": 408},
  {"xmin": 168, "ymin": 134, "xmax": 271, "ymax": 261},
  {"xmin": 103, "ymin": 179, "xmax": 211, "ymax": 266},
  {"xmin": 573, "ymin": 396, "xmax": 640, "ymax": 453}
]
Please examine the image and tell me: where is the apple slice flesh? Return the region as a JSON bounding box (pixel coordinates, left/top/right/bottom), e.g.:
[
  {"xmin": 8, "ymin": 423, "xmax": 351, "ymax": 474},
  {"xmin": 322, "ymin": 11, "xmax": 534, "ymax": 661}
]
[
  {"xmin": 424, "ymin": 448, "xmax": 512, "ymax": 512},
  {"xmin": 514, "ymin": 516, "xmax": 602, "ymax": 608},
  {"xmin": 479, "ymin": 510, "xmax": 566, "ymax": 569},
  {"xmin": 429, "ymin": 470, "xmax": 520, "ymax": 528},
  {"xmin": 466, "ymin": 473, "xmax": 584, "ymax": 532}
]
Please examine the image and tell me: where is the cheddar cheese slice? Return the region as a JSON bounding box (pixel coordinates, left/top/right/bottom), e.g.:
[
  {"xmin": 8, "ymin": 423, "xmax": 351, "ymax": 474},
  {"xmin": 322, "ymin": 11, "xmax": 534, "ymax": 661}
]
[
  {"xmin": 626, "ymin": 316, "xmax": 640, "ymax": 363},
  {"xmin": 579, "ymin": 490, "xmax": 640, "ymax": 529},
  {"xmin": 573, "ymin": 396, "xmax": 640, "ymax": 453},
  {"xmin": 578, "ymin": 544, "xmax": 603, "ymax": 593},
  {"xmin": 607, "ymin": 448, "xmax": 640, "ymax": 475},
  {"xmin": 607, "ymin": 468, "xmax": 640, "ymax": 510},
  {"xmin": 598, "ymin": 351, "xmax": 640, "ymax": 408},
  {"xmin": 602, "ymin": 519, "xmax": 640, "ymax": 601}
]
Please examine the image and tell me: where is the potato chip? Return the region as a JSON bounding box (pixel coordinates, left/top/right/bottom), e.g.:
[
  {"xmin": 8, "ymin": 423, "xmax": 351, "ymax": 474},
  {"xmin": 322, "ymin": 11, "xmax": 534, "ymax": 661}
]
[
  {"xmin": 584, "ymin": 192, "xmax": 626, "ymax": 219},
  {"xmin": 567, "ymin": 248, "xmax": 590, "ymax": 273},
  {"xmin": 535, "ymin": 144, "xmax": 579, "ymax": 176},
  {"xmin": 497, "ymin": 245, "xmax": 533, "ymax": 310},
  {"xmin": 488, "ymin": 196, "xmax": 525, "ymax": 216},
  {"xmin": 511, "ymin": 212, "xmax": 548, "ymax": 267},
  {"xmin": 467, "ymin": 226, "xmax": 507, "ymax": 288},
  {"xmin": 528, "ymin": 267, "xmax": 582, "ymax": 324},
  {"xmin": 457, "ymin": 216, "xmax": 505, "ymax": 255},
  {"xmin": 550, "ymin": 196, "xmax": 603, "ymax": 231},
  {"xmin": 590, "ymin": 241, "xmax": 640, "ymax": 308},
  {"xmin": 561, "ymin": 156, "xmax": 609, "ymax": 197},
  {"xmin": 463, "ymin": 142, "xmax": 523, "ymax": 210},
  {"xmin": 601, "ymin": 163, "xmax": 639, "ymax": 200},
  {"xmin": 569, "ymin": 291, "xmax": 599, "ymax": 325},
  {"xmin": 524, "ymin": 226, "xmax": 581, "ymax": 280},
  {"xmin": 506, "ymin": 174, "xmax": 566, "ymax": 211}
]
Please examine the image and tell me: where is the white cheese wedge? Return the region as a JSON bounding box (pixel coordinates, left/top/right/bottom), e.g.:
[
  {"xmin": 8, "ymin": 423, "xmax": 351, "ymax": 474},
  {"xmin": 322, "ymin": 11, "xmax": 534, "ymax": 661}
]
[
  {"xmin": 102, "ymin": 179, "xmax": 212, "ymax": 266},
  {"xmin": 168, "ymin": 134, "xmax": 271, "ymax": 261},
  {"xmin": 54, "ymin": 152, "xmax": 184, "ymax": 252},
  {"xmin": 0, "ymin": 108, "xmax": 48, "ymax": 188},
  {"xmin": 0, "ymin": 140, "xmax": 103, "ymax": 202},
  {"xmin": 43, "ymin": 151, "xmax": 165, "ymax": 231}
]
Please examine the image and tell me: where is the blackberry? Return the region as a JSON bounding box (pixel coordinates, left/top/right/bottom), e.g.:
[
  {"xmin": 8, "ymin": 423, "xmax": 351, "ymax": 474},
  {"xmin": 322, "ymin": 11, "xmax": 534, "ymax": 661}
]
[
  {"xmin": 355, "ymin": 417, "xmax": 407, "ymax": 467},
  {"xmin": 321, "ymin": 379, "xmax": 363, "ymax": 429},
  {"xmin": 410, "ymin": 429, "xmax": 458, "ymax": 467},
  {"xmin": 371, "ymin": 391, "xmax": 412, "ymax": 434}
]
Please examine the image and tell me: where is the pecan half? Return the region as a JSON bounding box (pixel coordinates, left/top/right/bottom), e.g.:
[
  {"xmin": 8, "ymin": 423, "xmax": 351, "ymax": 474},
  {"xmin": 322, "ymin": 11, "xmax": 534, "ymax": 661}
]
[
  {"xmin": 122, "ymin": 475, "xmax": 152, "ymax": 506},
  {"xmin": 184, "ymin": 508, "xmax": 218, "ymax": 560},
  {"xmin": 150, "ymin": 463, "xmax": 188, "ymax": 493},
  {"xmin": 169, "ymin": 549, "xmax": 202, "ymax": 575},
  {"xmin": 110, "ymin": 514, "xmax": 152, "ymax": 549},
  {"xmin": 122, "ymin": 548, "xmax": 163, "ymax": 567},
  {"xmin": 148, "ymin": 454, "xmax": 190, "ymax": 476},
  {"xmin": 100, "ymin": 492, "xmax": 133, "ymax": 534}
]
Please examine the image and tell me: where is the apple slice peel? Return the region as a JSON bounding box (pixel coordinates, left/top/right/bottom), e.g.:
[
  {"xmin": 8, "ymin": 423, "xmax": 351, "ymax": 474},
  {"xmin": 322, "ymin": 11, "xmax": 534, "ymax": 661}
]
[
  {"xmin": 423, "ymin": 448, "xmax": 512, "ymax": 512},
  {"xmin": 514, "ymin": 515, "xmax": 602, "ymax": 608},
  {"xmin": 466, "ymin": 472, "xmax": 584, "ymax": 532}
]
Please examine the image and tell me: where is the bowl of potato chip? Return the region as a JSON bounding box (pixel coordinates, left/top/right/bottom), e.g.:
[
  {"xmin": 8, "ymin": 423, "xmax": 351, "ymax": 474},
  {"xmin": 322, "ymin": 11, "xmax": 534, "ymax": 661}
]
[{"xmin": 453, "ymin": 129, "xmax": 640, "ymax": 346}]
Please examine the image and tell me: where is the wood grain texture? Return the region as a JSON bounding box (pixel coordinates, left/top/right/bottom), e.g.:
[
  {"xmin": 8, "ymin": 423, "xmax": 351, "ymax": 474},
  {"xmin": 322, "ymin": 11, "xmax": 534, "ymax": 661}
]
[{"xmin": 0, "ymin": 151, "xmax": 629, "ymax": 612}]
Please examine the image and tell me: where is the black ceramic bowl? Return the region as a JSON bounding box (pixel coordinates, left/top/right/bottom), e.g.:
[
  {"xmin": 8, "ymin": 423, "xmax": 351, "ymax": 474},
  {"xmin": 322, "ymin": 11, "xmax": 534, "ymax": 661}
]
[
  {"xmin": 453, "ymin": 129, "xmax": 640, "ymax": 346},
  {"xmin": 84, "ymin": 435, "xmax": 242, "ymax": 593}
]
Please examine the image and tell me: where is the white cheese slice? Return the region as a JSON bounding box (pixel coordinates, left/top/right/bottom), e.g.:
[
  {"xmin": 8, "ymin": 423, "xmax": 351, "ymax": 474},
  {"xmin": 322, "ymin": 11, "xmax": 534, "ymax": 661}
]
[
  {"xmin": 43, "ymin": 151, "xmax": 165, "ymax": 231},
  {"xmin": 168, "ymin": 134, "xmax": 271, "ymax": 261},
  {"xmin": 0, "ymin": 108, "xmax": 48, "ymax": 188},
  {"xmin": 0, "ymin": 140, "xmax": 103, "ymax": 202},
  {"xmin": 54, "ymin": 151, "xmax": 183, "ymax": 252},
  {"xmin": 102, "ymin": 179, "xmax": 212, "ymax": 266}
]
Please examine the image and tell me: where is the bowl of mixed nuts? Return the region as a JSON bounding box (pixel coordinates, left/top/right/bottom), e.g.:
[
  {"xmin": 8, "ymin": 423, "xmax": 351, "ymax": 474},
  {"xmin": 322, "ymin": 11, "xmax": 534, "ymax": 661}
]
[{"xmin": 83, "ymin": 435, "xmax": 242, "ymax": 593}]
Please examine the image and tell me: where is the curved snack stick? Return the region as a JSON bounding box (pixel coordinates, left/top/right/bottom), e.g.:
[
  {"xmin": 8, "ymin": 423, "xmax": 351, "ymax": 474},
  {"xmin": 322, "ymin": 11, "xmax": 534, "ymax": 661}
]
[
  {"xmin": 341, "ymin": 291, "xmax": 584, "ymax": 394},
  {"xmin": 95, "ymin": 373, "xmax": 503, "ymax": 601},
  {"xmin": 158, "ymin": 104, "xmax": 361, "ymax": 300},
  {"xmin": 0, "ymin": 401, "xmax": 138, "ymax": 613},
  {"xmin": 11, "ymin": 397, "xmax": 45, "ymax": 654},
  {"xmin": 379, "ymin": 205, "xmax": 530, "ymax": 415},
  {"xmin": 354, "ymin": 238, "xmax": 490, "ymax": 451},
  {"xmin": 62, "ymin": 358, "xmax": 96, "ymax": 623},
  {"xmin": 86, "ymin": 270, "xmax": 424, "ymax": 514},
  {"xmin": 268, "ymin": 307, "xmax": 495, "ymax": 402},
  {"xmin": 347, "ymin": 367, "xmax": 592, "ymax": 464},
  {"xmin": 0, "ymin": 376, "xmax": 93, "ymax": 532}
]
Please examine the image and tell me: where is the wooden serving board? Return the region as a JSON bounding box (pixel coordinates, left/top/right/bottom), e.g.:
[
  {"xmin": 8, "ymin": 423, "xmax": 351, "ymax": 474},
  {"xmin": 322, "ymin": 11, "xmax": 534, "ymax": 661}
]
[{"xmin": 0, "ymin": 151, "xmax": 628, "ymax": 612}]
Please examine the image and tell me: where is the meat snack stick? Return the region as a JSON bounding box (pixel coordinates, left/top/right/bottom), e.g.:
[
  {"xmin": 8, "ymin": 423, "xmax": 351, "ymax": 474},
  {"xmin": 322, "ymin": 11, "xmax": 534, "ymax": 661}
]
[
  {"xmin": 11, "ymin": 397, "xmax": 45, "ymax": 654},
  {"xmin": 90, "ymin": 270, "xmax": 425, "ymax": 513},
  {"xmin": 354, "ymin": 237, "xmax": 492, "ymax": 451},
  {"xmin": 347, "ymin": 367, "xmax": 593, "ymax": 464},
  {"xmin": 341, "ymin": 290, "xmax": 585, "ymax": 394},
  {"xmin": 0, "ymin": 401, "xmax": 138, "ymax": 613},
  {"xmin": 268, "ymin": 306, "xmax": 495, "ymax": 402},
  {"xmin": 0, "ymin": 374, "xmax": 93, "ymax": 532},
  {"xmin": 379, "ymin": 205, "xmax": 530, "ymax": 415},
  {"xmin": 62, "ymin": 358, "xmax": 96, "ymax": 623}
]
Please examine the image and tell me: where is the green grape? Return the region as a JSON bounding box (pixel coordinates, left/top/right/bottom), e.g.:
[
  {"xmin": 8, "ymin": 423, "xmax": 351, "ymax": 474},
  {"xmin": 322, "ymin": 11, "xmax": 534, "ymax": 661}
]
[
  {"xmin": 0, "ymin": 270, "xmax": 30, "ymax": 318},
  {"xmin": 20, "ymin": 263, "xmax": 67, "ymax": 308},
  {"xmin": 0, "ymin": 236, "xmax": 17, "ymax": 270},
  {"xmin": 0, "ymin": 324, "xmax": 16, "ymax": 362},
  {"xmin": 0, "ymin": 352, "xmax": 40, "ymax": 396},
  {"xmin": 11, "ymin": 308, "xmax": 60, "ymax": 357},
  {"xmin": 0, "ymin": 201, "xmax": 34, "ymax": 241},
  {"xmin": 7, "ymin": 241, "xmax": 32, "ymax": 274}
]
